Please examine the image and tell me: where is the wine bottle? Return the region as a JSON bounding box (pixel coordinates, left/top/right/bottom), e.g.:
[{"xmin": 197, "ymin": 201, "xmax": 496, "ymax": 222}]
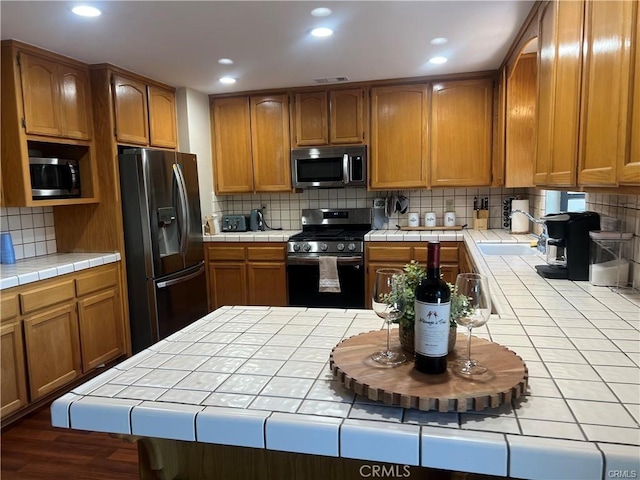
[{"xmin": 414, "ymin": 241, "xmax": 451, "ymax": 374}]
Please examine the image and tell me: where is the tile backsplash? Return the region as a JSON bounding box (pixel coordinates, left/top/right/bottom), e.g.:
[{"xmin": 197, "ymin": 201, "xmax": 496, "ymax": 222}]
[
  {"xmin": 0, "ymin": 207, "xmax": 57, "ymax": 261},
  {"xmin": 219, "ymin": 187, "xmax": 529, "ymax": 231}
]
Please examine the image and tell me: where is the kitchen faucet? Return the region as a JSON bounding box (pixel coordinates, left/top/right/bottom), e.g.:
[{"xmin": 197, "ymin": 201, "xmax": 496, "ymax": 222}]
[{"xmin": 510, "ymin": 209, "xmax": 548, "ymax": 254}]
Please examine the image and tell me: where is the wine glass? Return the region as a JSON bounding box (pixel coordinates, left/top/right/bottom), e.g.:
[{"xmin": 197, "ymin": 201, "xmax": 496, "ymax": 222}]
[
  {"xmin": 371, "ymin": 269, "xmax": 406, "ymax": 366},
  {"xmin": 454, "ymin": 273, "xmax": 491, "ymax": 375}
]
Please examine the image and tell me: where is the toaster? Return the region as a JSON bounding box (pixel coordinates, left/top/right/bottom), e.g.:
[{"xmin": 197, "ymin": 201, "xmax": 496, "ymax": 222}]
[{"xmin": 221, "ymin": 214, "xmax": 248, "ymax": 232}]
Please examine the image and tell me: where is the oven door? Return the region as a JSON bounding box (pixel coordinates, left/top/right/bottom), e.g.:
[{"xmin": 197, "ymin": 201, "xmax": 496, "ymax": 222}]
[{"xmin": 287, "ymin": 256, "xmax": 364, "ymax": 309}]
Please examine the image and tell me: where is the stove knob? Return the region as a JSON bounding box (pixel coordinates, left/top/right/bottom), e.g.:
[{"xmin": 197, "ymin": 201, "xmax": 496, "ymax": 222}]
[
  {"xmin": 337, "ymin": 243, "xmax": 345, "ymax": 251},
  {"xmin": 347, "ymin": 243, "xmax": 356, "ymax": 252},
  {"xmin": 320, "ymin": 243, "xmax": 328, "ymax": 251},
  {"xmin": 303, "ymin": 243, "xmax": 312, "ymax": 252},
  {"xmin": 293, "ymin": 244, "xmax": 301, "ymax": 252}
]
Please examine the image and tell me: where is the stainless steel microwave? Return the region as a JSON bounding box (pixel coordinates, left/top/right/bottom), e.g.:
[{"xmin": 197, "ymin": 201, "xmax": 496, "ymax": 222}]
[
  {"xmin": 29, "ymin": 157, "xmax": 81, "ymax": 199},
  {"xmin": 291, "ymin": 146, "xmax": 367, "ymax": 188}
]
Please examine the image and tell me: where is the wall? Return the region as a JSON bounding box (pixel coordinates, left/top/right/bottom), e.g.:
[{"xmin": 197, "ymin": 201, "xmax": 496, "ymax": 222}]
[
  {"xmin": 176, "ymin": 87, "xmax": 221, "ymax": 223},
  {"xmin": 221, "ymin": 187, "xmax": 528, "ymax": 231},
  {"xmin": 0, "ymin": 207, "xmax": 57, "ymax": 260}
]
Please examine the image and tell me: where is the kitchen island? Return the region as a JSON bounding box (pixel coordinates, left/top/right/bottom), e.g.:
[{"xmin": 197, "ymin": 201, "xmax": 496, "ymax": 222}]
[{"xmin": 50, "ymin": 232, "xmax": 639, "ymax": 480}]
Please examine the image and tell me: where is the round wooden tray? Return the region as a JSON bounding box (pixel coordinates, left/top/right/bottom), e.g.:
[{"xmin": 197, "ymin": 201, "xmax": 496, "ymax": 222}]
[{"xmin": 330, "ymin": 330, "xmax": 528, "ymax": 412}]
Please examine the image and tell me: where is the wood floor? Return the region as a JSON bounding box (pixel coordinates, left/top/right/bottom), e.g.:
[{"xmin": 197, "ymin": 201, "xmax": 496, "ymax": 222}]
[{"xmin": 1, "ymin": 406, "xmax": 139, "ymax": 480}]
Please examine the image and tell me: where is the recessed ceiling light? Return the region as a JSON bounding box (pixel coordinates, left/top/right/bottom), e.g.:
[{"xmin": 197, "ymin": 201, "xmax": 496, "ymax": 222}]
[
  {"xmin": 429, "ymin": 56, "xmax": 448, "ymax": 65},
  {"xmin": 218, "ymin": 58, "xmax": 234, "ymax": 65},
  {"xmin": 311, "ymin": 7, "xmax": 332, "ymax": 17},
  {"xmin": 71, "ymin": 5, "xmax": 102, "ymax": 17},
  {"xmin": 219, "ymin": 77, "xmax": 237, "ymax": 85},
  {"xmin": 310, "ymin": 27, "xmax": 334, "ymax": 38},
  {"xmin": 430, "ymin": 37, "xmax": 448, "ymax": 45}
]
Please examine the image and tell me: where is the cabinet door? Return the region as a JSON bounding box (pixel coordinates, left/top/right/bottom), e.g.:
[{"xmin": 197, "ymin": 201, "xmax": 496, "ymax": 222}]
[
  {"xmin": 250, "ymin": 94, "xmax": 292, "ymax": 192},
  {"xmin": 77, "ymin": 288, "xmax": 125, "ymax": 373},
  {"xmin": 330, "ymin": 88, "xmax": 365, "ymax": 144},
  {"xmin": 23, "ymin": 303, "xmax": 81, "ymax": 400},
  {"xmin": 20, "ymin": 52, "xmax": 62, "ymax": 137},
  {"xmin": 430, "ymin": 79, "xmax": 493, "ymax": 187},
  {"xmin": 370, "ymin": 85, "xmax": 429, "ymax": 189},
  {"xmin": 619, "ymin": 4, "xmax": 640, "ymax": 185},
  {"xmin": 113, "ymin": 74, "xmax": 149, "ymax": 145},
  {"xmin": 211, "ymin": 97, "xmax": 254, "ymax": 193},
  {"xmin": 534, "ymin": 0, "xmax": 556, "ymax": 186},
  {"xmin": 59, "ymin": 64, "xmax": 92, "ymax": 140},
  {"xmin": 440, "ymin": 265, "xmax": 460, "ymax": 285},
  {"xmin": 208, "ymin": 262, "xmax": 247, "ymax": 310},
  {"xmin": 247, "ymin": 262, "xmax": 287, "ymax": 306},
  {"xmin": 148, "ymin": 85, "xmax": 177, "ymax": 149},
  {"xmin": 294, "ymin": 91, "xmax": 328, "ymax": 146},
  {"xmin": 578, "ymin": 0, "xmax": 634, "ymax": 186},
  {"xmin": 548, "ymin": 0, "xmax": 583, "ymax": 186},
  {"xmin": 1, "ymin": 320, "xmax": 28, "ymax": 418}
]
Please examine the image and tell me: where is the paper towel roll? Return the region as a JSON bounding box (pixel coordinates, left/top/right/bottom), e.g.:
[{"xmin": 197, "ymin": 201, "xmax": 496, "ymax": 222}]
[{"xmin": 511, "ymin": 199, "xmax": 530, "ymax": 233}]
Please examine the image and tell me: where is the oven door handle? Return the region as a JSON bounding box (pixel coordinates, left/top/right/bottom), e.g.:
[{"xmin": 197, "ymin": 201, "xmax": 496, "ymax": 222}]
[{"xmin": 287, "ymin": 256, "xmax": 362, "ymax": 267}]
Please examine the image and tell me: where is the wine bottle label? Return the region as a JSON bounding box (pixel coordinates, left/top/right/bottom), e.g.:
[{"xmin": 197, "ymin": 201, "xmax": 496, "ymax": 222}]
[{"xmin": 414, "ymin": 300, "xmax": 451, "ymax": 357}]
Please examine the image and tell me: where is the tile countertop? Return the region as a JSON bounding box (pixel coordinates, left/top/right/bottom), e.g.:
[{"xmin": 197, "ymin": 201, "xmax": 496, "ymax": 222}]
[
  {"xmin": 203, "ymin": 230, "xmax": 301, "ymax": 242},
  {"xmin": 50, "ymin": 230, "xmax": 640, "ymax": 480},
  {"xmin": 0, "ymin": 252, "xmax": 121, "ymax": 290}
]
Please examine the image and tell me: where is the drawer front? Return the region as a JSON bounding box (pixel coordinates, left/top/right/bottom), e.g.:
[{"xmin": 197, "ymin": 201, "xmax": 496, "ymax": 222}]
[
  {"xmin": 20, "ymin": 280, "xmax": 75, "ymax": 315},
  {"xmin": 366, "ymin": 246, "xmax": 413, "ymax": 262},
  {"xmin": 75, "ymin": 265, "xmax": 118, "ymax": 297},
  {"xmin": 247, "ymin": 246, "xmax": 285, "ymax": 262},
  {"xmin": 1, "ymin": 292, "xmax": 19, "ymax": 322},
  {"xmin": 207, "ymin": 246, "xmax": 246, "ymax": 261},
  {"xmin": 413, "ymin": 244, "xmax": 459, "ymax": 263}
]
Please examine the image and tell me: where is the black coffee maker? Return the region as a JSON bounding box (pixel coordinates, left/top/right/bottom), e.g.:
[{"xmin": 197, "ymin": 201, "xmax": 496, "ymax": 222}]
[{"xmin": 536, "ymin": 211, "xmax": 600, "ymax": 281}]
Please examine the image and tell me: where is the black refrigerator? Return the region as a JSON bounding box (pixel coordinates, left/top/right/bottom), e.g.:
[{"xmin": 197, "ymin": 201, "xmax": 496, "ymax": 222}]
[{"xmin": 119, "ymin": 148, "xmax": 208, "ymax": 353}]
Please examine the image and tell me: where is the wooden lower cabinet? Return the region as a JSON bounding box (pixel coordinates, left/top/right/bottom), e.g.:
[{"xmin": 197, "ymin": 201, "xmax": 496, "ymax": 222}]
[
  {"xmin": 206, "ymin": 243, "xmax": 287, "ymax": 310},
  {"xmin": 23, "ymin": 302, "xmax": 81, "ymax": 401},
  {"xmin": 0, "ymin": 262, "xmax": 127, "ymax": 423},
  {"xmin": 365, "ymin": 242, "xmax": 461, "ymax": 308},
  {"xmin": 1, "ymin": 317, "xmax": 28, "ymax": 418}
]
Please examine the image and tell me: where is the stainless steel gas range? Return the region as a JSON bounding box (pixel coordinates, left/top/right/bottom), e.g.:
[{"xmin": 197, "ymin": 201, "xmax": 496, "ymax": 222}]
[{"xmin": 287, "ymin": 208, "xmax": 373, "ymax": 309}]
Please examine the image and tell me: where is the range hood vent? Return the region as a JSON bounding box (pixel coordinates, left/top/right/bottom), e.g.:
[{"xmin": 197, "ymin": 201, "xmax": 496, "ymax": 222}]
[{"xmin": 314, "ymin": 76, "xmax": 349, "ymax": 84}]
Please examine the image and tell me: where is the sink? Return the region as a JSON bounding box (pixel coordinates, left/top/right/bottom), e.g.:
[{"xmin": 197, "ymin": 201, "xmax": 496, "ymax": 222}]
[{"xmin": 477, "ymin": 243, "xmax": 538, "ymax": 256}]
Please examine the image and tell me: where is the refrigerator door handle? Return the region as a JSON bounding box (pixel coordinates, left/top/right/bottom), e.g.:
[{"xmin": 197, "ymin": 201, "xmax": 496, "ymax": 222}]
[
  {"xmin": 173, "ymin": 163, "xmax": 190, "ymax": 258},
  {"xmin": 157, "ymin": 263, "xmax": 205, "ymax": 289}
]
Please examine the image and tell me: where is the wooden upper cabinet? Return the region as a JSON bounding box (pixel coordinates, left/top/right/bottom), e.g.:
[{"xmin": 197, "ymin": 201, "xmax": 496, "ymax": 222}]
[
  {"xmin": 19, "ymin": 51, "xmax": 92, "ymax": 140},
  {"xmin": 148, "ymin": 85, "xmax": 177, "ymax": 149},
  {"xmin": 430, "ymin": 79, "xmax": 493, "ymax": 187},
  {"xmin": 622, "ymin": 4, "xmax": 640, "ymax": 185},
  {"xmin": 293, "ymin": 91, "xmax": 328, "ymax": 146},
  {"xmin": 370, "ymin": 85, "xmax": 429, "ymax": 189},
  {"xmin": 329, "ymin": 88, "xmax": 365, "ymax": 144},
  {"xmin": 292, "ymin": 88, "xmax": 365, "ymax": 147},
  {"xmin": 251, "ymin": 94, "xmax": 292, "ymax": 192},
  {"xmin": 59, "ymin": 65, "xmax": 92, "ymax": 140},
  {"xmin": 578, "ymin": 0, "xmax": 634, "ymax": 186},
  {"xmin": 112, "ymin": 73, "xmax": 149, "ymax": 145},
  {"xmin": 535, "ymin": 0, "xmax": 584, "ymax": 187},
  {"xmin": 505, "ymin": 54, "xmax": 537, "ymax": 188},
  {"xmin": 211, "ymin": 96, "xmax": 254, "ymax": 193}
]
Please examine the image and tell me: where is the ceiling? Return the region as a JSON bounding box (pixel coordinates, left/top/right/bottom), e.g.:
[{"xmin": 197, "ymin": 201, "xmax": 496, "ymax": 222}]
[{"xmin": 0, "ymin": 1, "xmax": 535, "ymax": 95}]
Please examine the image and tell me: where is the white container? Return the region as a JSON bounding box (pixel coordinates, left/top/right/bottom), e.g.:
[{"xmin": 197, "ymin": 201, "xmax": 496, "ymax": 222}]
[
  {"xmin": 425, "ymin": 212, "xmax": 436, "ymax": 227},
  {"xmin": 510, "ymin": 199, "xmax": 530, "ymax": 234},
  {"xmin": 589, "ymin": 231, "xmax": 633, "ymax": 288},
  {"xmin": 444, "ymin": 212, "xmax": 456, "ymax": 227},
  {"xmin": 408, "ymin": 212, "xmax": 420, "ymax": 227}
]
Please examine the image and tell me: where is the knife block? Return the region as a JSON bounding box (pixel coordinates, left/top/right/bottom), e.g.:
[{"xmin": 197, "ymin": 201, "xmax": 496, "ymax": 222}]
[{"xmin": 473, "ymin": 210, "xmax": 488, "ymax": 230}]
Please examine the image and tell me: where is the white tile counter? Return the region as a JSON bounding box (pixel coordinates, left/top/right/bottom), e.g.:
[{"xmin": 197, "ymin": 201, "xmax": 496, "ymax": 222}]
[
  {"xmin": 203, "ymin": 230, "xmax": 300, "ymax": 242},
  {"xmin": 0, "ymin": 252, "xmax": 121, "ymax": 290},
  {"xmin": 51, "ymin": 242, "xmax": 639, "ymax": 480}
]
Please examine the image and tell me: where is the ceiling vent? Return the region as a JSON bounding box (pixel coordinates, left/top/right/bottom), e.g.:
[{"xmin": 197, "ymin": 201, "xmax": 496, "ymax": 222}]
[{"xmin": 314, "ymin": 76, "xmax": 349, "ymax": 84}]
